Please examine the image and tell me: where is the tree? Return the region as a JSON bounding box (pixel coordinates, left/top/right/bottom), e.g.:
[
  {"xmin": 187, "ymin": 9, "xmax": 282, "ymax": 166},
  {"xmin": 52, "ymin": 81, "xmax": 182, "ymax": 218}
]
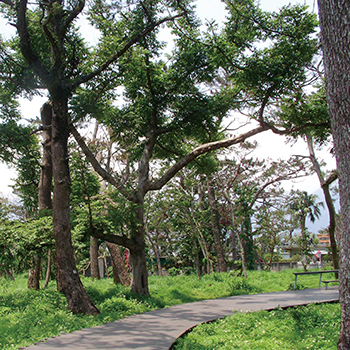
[
  {"xmin": 287, "ymin": 190, "xmax": 323, "ymax": 271},
  {"xmin": 207, "ymin": 178, "xmax": 227, "ymax": 273},
  {"xmin": 306, "ymin": 135, "xmax": 339, "ymax": 271},
  {"xmin": 317, "ymin": 1, "xmax": 350, "ymax": 347},
  {"xmin": 71, "ymin": 1, "xmax": 321, "ymax": 295},
  {"xmin": 215, "ymin": 143, "xmax": 310, "ymax": 273},
  {"xmin": 0, "ymin": 0, "xmax": 186, "ymax": 313},
  {"xmin": 277, "ymin": 77, "xmax": 339, "ymax": 272}
]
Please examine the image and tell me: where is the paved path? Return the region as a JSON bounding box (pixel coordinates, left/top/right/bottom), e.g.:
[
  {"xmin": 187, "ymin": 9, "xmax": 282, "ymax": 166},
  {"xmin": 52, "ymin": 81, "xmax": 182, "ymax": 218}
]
[{"xmin": 25, "ymin": 288, "xmax": 339, "ymax": 350}]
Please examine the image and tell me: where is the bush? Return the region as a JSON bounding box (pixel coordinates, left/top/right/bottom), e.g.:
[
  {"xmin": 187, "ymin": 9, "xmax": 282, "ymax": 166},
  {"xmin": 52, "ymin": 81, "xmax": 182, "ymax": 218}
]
[{"xmin": 168, "ymin": 267, "xmax": 182, "ymax": 276}]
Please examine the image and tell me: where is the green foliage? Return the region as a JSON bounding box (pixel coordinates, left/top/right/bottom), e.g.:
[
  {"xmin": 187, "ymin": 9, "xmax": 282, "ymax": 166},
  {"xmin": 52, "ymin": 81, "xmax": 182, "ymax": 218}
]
[
  {"xmin": 0, "ymin": 269, "xmax": 330, "ymax": 349},
  {"xmin": 228, "ymin": 276, "xmax": 258, "ymax": 295},
  {"xmin": 0, "ymin": 216, "xmax": 54, "ymax": 272},
  {"xmin": 173, "ymin": 302, "xmax": 340, "ymax": 350}
]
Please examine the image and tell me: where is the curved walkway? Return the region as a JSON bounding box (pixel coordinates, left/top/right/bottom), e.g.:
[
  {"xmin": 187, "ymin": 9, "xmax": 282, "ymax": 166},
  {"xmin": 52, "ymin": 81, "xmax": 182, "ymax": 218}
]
[{"xmin": 25, "ymin": 288, "xmax": 339, "ymax": 350}]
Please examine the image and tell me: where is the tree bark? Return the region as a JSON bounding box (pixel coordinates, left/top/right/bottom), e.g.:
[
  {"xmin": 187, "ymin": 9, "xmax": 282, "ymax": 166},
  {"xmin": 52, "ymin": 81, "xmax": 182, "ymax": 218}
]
[
  {"xmin": 317, "ymin": 1, "xmax": 350, "ymax": 347},
  {"xmin": 28, "ymin": 256, "xmax": 41, "ymax": 290},
  {"xmin": 39, "ymin": 102, "xmax": 53, "ymax": 213},
  {"xmin": 129, "ymin": 202, "xmax": 149, "ymax": 295},
  {"xmin": 306, "ymin": 135, "xmax": 339, "ymax": 272},
  {"xmin": 207, "ymin": 181, "xmax": 227, "ymax": 273},
  {"xmin": 145, "ymin": 228, "xmax": 163, "ymax": 277},
  {"xmin": 37, "ymin": 102, "xmax": 54, "ymax": 290},
  {"xmin": 51, "ymin": 95, "xmax": 99, "ymax": 315},
  {"xmin": 43, "ymin": 249, "xmax": 52, "ymax": 289},
  {"xmin": 129, "ymin": 246, "xmax": 149, "ymax": 295},
  {"xmin": 107, "ymin": 242, "xmax": 131, "ymax": 286},
  {"xmin": 90, "ymin": 237, "xmax": 100, "ymax": 280}
]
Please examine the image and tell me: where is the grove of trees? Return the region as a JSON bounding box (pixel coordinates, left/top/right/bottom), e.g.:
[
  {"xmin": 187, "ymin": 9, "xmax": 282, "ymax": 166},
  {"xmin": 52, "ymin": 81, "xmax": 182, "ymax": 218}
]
[{"xmin": 0, "ymin": 0, "xmax": 346, "ymax": 347}]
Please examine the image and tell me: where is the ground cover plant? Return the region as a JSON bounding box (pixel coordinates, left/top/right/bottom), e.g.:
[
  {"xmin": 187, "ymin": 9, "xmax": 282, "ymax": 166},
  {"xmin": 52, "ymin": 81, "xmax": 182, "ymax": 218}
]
[
  {"xmin": 0, "ymin": 269, "xmax": 336, "ymax": 349},
  {"xmin": 172, "ymin": 302, "xmax": 340, "ymax": 350}
]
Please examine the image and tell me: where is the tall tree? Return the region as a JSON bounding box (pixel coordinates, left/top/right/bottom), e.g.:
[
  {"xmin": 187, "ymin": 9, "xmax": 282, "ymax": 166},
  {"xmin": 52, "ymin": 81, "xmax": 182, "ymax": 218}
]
[
  {"xmin": 317, "ymin": 1, "xmax": 350, "ymax": 348},
  {"xmin": 72, "ymin": 2, "xmax": 320, "ymax": 294},
  {"xmin": 287, "ymin": 190, "xmax": 323, "ymax": 271},
  {"xmin": 306, "ymin": 135, "xmax": 339, "ymax": 271},
  {"xmin": 207, "ymin": 178, "xmax": 227, "ymax": 273},
  {"xmin": 0, "ymin": 0, "xmax": 186, "ymax": 313}
]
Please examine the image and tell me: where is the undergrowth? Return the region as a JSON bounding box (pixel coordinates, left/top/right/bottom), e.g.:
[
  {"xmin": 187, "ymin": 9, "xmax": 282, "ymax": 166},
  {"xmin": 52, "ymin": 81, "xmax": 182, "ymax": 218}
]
[
  {"xmin": 172, "ymin": 302, "xmax": 340, "ymax": 350},
  {"xmin": 0, "ymin": 269, "xmax": 337, "ymax": 349}
]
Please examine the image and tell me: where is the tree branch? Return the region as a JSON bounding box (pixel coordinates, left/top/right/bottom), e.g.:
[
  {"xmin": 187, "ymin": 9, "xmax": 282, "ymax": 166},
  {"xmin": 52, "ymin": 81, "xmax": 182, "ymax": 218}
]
[
  {"xmin": 71, "ymin": 13, "xmax": 184, "ymax": 90},
  {"xmin": 70, "ymin": 12, "xmax": 185, "ymax": 90},
  {"xmin": 91, "ymin": 230, "xmax": 135, "ymax": 250},
  {"xmin": 70, "ymin": 125, "xmax": 134, "ymax": 201},
  {"xmin": 0, "ymin": 0, "xmax": 14, "ymax": 7},
  {"xmin": 148, "ymin": 125, "xmax": 268, "ymax": 191},
  {"xmin": 16, "ymin": 0, "xmax": 52, "ymax": 85},
  {"xmin": 323, "ymin": 170, "xmax": 338, "ymax": 187}
]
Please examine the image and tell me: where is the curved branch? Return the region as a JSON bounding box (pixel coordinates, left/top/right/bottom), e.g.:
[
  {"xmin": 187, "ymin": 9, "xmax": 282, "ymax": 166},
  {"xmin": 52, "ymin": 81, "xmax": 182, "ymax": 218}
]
[
  {"xmin": 91, "ymin": 230, "xmax": 135, "ymax": 250},
  {"xmin": 323, "ymin": 170, "xmax": 338, "ymax": 187},
  {"xmin": 148, "ymin": 125, "xmax": 268, "ymax": 191},
  {"xmin": 71, "ymin": 125, "xmax": 134, "ymax": 201}
]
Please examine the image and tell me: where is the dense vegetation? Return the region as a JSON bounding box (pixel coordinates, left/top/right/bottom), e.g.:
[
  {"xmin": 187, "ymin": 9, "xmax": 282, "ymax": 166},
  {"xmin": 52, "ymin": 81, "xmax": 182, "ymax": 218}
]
[{"xmin": 0, "ymin": 270, "xmax": 339, "ymax": 349}]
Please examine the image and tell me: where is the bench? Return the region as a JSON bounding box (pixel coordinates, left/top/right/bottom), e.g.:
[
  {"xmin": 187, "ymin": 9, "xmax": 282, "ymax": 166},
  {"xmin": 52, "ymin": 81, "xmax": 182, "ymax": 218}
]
[
  {"xmin": 322, "ymin": 280, "xmax": 339, "ymax": 289},
  {"xmin": 293, "ymin": 270, "xmax": 339, "ymax": 290}
]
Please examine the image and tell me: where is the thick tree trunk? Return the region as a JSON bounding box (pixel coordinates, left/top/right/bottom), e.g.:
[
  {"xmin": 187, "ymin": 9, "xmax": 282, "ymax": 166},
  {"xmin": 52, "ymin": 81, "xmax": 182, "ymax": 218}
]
[
  {"xmin": 28, "ymin": 256, "xmax": 41, "ymax": 290},
  {"xmin": 51, "ymin": 96, "xmax": 99, "ymax": 315},
  {"xmin": 317, "ymin": 1, "xmax": 350, "ymax": 347},
  {"xmin": 129, "ymin": 245, "xmax": 149, "ymax": 295},
  {"xmin": 107, "ymin": 242, "xmax": 131, "ymax": 286},
  {"xmin": 207, "ymin": 182, "xmax": 227, "ymax": 272},
  {"xmin": 90, "ymin": 236, "xmax": 100, "ymax": 280}
]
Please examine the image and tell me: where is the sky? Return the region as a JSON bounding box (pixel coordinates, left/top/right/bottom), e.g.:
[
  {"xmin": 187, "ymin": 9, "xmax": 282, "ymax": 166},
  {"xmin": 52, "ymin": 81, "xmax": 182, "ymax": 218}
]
[{"xmin": 0, "ymin": 0, "xmax": 335, "ymax": 199}]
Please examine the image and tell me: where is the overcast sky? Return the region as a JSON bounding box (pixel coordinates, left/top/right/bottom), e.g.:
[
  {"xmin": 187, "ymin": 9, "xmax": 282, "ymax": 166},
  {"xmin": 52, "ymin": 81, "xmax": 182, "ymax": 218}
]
[{"xmin": 0, "ymin": 0, "xmax": 334, "ymax": 197}]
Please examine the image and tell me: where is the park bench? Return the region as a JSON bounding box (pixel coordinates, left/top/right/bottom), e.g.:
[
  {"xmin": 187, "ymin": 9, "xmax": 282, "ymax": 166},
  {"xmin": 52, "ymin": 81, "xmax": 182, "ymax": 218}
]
[
  {"xmin": 322, "ymin": 279, "xmax": 339, "ymax": 289},
  {"xmin": 293, "ymin": 269, "xmax": 339, "ymax": 290}
]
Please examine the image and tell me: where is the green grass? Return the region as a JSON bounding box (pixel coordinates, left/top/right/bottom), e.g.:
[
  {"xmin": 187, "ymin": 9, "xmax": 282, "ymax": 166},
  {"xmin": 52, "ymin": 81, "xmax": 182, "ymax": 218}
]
[
  {"xmin": 172, "ymin": 302, "xmax": 340, "ymax": 350},
  {"xmin": 0, "ymin": 269, "xmax": 338, "ymax": 349}
]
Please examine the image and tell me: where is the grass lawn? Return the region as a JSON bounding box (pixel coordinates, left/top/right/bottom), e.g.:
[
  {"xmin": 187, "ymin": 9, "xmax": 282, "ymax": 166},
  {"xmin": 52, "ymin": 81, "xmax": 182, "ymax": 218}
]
[
  {"xmin": 172, "ymin": 302, "xmax": 340, "ymax": 350},
  {"xmin": 0, "ymin": 269, "xmax": 340, "ymax": 349}
]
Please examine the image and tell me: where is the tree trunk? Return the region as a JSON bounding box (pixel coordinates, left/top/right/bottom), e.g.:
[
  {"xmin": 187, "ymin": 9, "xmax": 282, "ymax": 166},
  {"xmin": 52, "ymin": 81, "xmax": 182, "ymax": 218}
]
[
  {"xmin": 317, "ymin": 1, "xmax": 350, "ymax": 347},
  {"xmin": 4, "ymin": 269, "xmax": 15, "ymax": 281},
  {"xmin": 207, "ymin": 182, "xmax": 227, "ymax": 272},
  {"xmin": 145, "ymin": 227, "xmax": 163, "ymax": 276},
  {"xmin": 38, "ymin": 102, "xmax": 53, "ymax": 213},
  {"xmin": 107, "ymin": 242, "xmax": 131, "ymax": 286},
  {"xmin": 229, "ymin": 206, "xmax": 248, "ymax": 278},
  {"xmin": 306, "ymin": 135, "xmax": 339, "ymax": 272},
  {"xmin": 90, "ymin": 236, "xmax": 100, "ymax": 280},
  {"xmin": 192, "ymin": 230, "xmax": 201, "ymax": 279},
  {"xmin": 28, "ymin": 256, "xmax": 41, "ymax": 290},
  {"xmin": 28, "ymin": 101, "xmax": 54, "ymax": 290},
  {"xmin": 43, "ymin": 249, "xmax": 52, "ymax": 289},
  {"xmin": 231, "ymin": 229, "xmax": 238, "ymax": 263},
  {"xmin": 129, "ymin": 245, "xmax": 149, "ymax": 295},
  {"xmin": 39, "ymin": 102, "xmax": 54, "ymax": 290},
  {"xmin": 51, "ymin": 95, "xmax": 99, "ymax": 315}
]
